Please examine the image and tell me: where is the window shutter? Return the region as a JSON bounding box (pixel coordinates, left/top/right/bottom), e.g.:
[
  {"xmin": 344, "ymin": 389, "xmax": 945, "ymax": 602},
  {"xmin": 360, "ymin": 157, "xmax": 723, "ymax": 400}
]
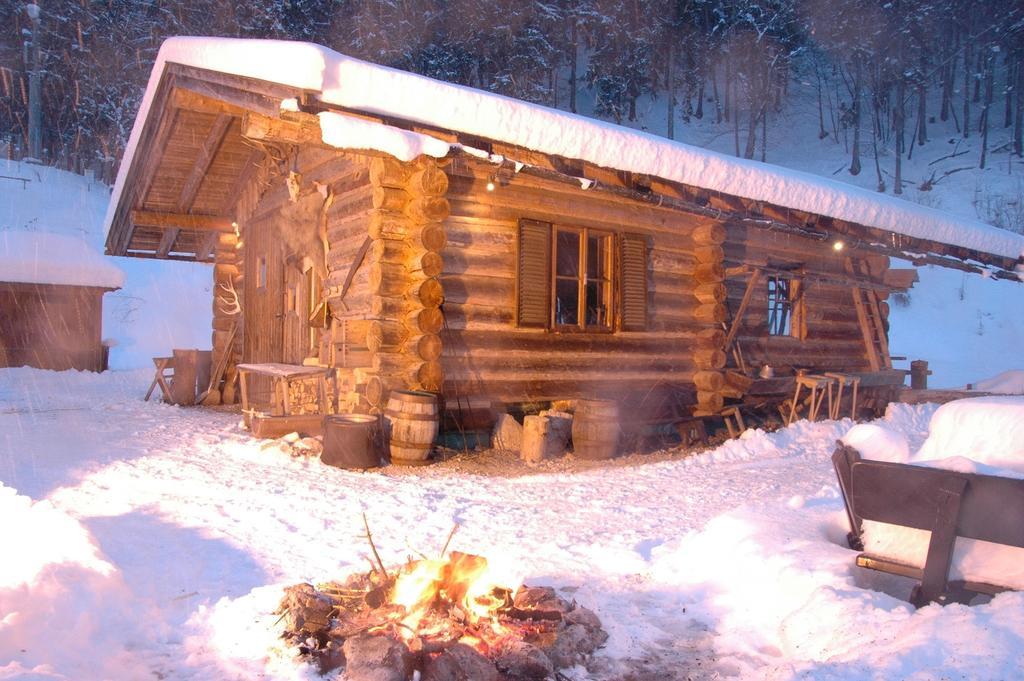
[
  {"xmin": 619, "ymin": 233, "xmax": 648, "ymax": 331},
  {"xmin": 516, "ymin": 219, "xmax": 552, "ymax": 328},
  {"xmin": 790, "ymin": 279, "xmax": 808, "ymax": 340}
]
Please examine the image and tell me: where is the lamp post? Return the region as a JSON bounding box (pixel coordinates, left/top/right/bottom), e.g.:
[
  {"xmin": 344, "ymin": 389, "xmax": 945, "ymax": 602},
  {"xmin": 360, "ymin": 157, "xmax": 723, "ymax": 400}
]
[{"xmin": 26, "ymin": 2, "xmax": 42, "ymax": 161}]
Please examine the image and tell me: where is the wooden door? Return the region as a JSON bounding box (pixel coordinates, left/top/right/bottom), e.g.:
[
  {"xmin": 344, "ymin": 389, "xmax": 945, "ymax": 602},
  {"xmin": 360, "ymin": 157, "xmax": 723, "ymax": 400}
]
[
  {"xmin": 282, "ymin": 263, "xmax": 307, "ymax": 364},
  {"xmin": 243, "ymin": 217, "xmax": 284, "ymax": 364}
]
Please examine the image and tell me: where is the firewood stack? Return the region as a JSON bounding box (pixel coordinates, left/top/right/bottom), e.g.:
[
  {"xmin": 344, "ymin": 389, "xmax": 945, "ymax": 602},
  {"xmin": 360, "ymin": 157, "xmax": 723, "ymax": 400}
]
[
  {"xmin": 361, "ymin": 158, "xmax": 448, "ymax": 409},
  {"xmin": 276, "ymin": 555, "xmax": 608, "ymax": 680}
]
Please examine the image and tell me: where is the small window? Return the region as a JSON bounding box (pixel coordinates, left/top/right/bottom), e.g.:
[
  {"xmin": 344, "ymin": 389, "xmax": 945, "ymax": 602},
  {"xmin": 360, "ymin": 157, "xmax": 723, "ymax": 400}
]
[
  {"xmin": 767, "ymin": 276, "xmax": 806, "ymax": 339},
  {"xmin": 256, "ymin": 256, "xmax": 267, "ymax": 290}
]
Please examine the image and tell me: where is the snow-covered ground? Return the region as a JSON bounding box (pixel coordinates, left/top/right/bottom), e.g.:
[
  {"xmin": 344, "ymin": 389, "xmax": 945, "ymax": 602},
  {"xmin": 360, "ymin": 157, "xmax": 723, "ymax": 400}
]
[{"xmin": 3, "ymin": 368, "xmax": 1024, "ymax": 680}]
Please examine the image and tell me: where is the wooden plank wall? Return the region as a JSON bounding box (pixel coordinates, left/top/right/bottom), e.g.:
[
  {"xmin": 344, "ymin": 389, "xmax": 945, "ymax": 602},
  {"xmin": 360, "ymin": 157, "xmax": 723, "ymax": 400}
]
[
  {"xmin": 723, "ymin": 223, "xmax": 889, "ymax": 373},
  {"xmin": 0, "ymin": 283, "xmax": 107, "ymax": 371},
  {"xmin": 229, "ymin": 144, "xmax": 378, "ymax": 406},
  {"xmin": 439, "ymin": 157, "xmax": 728, "ymax": 426}
]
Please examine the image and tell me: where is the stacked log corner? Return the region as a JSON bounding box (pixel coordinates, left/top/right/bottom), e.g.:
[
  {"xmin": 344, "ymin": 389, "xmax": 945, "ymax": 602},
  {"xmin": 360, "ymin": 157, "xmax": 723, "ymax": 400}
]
[
  {"xmin": 212, "ymin": 225, "xmax": 242, "ymax": 403},
  {"xmin": 361, "ymin": 158, "xmax": 448, "ymax": 410},
  {"xmin": 690, "ymin": 223, "xmax": 727, "ymax": 414}
]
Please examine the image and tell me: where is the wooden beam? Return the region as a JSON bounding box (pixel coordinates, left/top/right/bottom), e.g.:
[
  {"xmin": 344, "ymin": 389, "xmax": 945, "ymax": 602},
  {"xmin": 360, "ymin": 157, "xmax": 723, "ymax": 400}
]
[
  {"xmin": 131, "ymin": 210, "xmax": 233, "ymax": 232},
  {"xmin": 178, "ymin": 113, "xmax": 233, "ymax": 213},
  {"xmin": 156, "ymin": 228, "xmax": 179, "ymax": 258},
  {"xmin": 171, "ymin": 88, "xmax": 250, "ymax": 117},
  {"xmin": 724, "ymin": 268, "xmax": 762, "ymax": 353},
  {"xmin": 123, "ymin": 250, "xmax": 202, "ymax": 262},
  {"xmin": 198, "ymin": 231, "xmax": 220, "ymax": 262},
  {"xmin": 242, "ymin": 110, "xmax": 322, "ymax": 145}
]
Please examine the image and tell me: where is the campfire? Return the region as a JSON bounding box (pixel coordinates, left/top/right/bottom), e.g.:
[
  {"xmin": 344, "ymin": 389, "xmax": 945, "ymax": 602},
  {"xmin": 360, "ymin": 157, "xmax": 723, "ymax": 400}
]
[{"xmin": 276, "ymin": 520, "xmax": 607, "ymax": 680}]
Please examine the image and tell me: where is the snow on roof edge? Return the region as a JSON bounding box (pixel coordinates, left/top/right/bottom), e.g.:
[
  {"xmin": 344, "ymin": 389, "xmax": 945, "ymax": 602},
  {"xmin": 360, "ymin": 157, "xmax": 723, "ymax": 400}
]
[
  {"xmin": 105, "ymin": 36, "xmax": 1024, "ymax": 265},
  {"xmin": 1, "ymin": 231, "xmax": 125, "ymax": 289}
]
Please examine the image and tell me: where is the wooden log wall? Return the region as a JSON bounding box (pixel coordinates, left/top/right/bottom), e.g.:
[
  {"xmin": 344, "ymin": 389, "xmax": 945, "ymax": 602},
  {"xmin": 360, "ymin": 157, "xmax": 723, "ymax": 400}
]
[
  {"xmin": 722, "ymin": 223, "xmax": 889, "ymax": 375},
  {"xmin": 440, "ymin": 157, "xmax": 726, "ymax": 426},
  {"xmin": 356, "ymin": 157, "xmax": 449, "ymax": 409}
]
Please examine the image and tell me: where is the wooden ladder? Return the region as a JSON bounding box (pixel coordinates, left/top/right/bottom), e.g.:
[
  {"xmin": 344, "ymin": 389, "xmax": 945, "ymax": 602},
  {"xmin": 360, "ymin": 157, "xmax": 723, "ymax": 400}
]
[{"xmin": 846, "ymin": 258, "xmax": 891, "ymax": 371}]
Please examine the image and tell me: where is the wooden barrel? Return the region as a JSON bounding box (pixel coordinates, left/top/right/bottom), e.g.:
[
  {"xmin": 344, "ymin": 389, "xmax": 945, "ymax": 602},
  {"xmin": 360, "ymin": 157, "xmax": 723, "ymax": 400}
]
[
  {"xmin": 384, "ymin": 390, "xmax": 439, "ymax": 465},
  {"xmin": 572, "ymin": 399, "xmax": 620, "ymax": 460},
  {"xmin": 322, "ymin": 414, "xmax": 384, "ymax": 469}
]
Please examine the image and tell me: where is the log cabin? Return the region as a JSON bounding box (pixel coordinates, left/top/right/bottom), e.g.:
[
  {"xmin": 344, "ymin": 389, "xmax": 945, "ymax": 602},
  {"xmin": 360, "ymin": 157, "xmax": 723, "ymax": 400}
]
[
  {"xmin": 1, "ymin": 231, "xmax": 123, "ymax": 372},
  {"xmin": 104, "ymin": 38, "xmax": 1024, "ymax": 433}
]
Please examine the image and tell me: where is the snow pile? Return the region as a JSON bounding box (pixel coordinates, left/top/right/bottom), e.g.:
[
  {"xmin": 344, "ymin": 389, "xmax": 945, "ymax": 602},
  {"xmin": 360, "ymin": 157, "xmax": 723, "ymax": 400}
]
[
  {"xmin": 0, "ymin": 230, "xmax": 124, "ymax": 288},
  {"xmin": 649, "ymin": 502, "xmax": 1024, "ymax": 679},
  {"xmin": 841, "ymin": 422, "xmax": 911, "ymax": 464},
  {"xmin": 850, "ymin": 397, "xmax": 1024, "ymax": 590},
  {"xmin": 108, "ymin": 37, "xmax": 1024, "ymax": 261},
  {"xmin": 0, "ymin": 483, "xmax": 155, "ymax": 680},
  {"xmin": 914, "ymin": 397, "xmax": 1024, "ymax": 472},
  {"xmin": 972, "ymin": 369, "xmax": 1024, "ymax": 394}
]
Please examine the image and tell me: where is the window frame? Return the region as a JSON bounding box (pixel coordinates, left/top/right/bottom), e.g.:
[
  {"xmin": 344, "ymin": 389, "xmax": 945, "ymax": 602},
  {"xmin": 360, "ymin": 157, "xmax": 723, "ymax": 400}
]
[
  {"xmin": 550, "ymin": 224, "xmax": 615, "ymax": 333},
  {"xmin": 766, "ymin": 274, "xmax": 807, "ymax": 340}
]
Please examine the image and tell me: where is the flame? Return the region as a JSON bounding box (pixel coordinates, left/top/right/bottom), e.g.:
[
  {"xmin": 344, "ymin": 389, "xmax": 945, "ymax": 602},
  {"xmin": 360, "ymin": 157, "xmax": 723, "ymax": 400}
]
[{"xmin": 389, "ymin": 552, "xmax": 513, "ymax": 648}]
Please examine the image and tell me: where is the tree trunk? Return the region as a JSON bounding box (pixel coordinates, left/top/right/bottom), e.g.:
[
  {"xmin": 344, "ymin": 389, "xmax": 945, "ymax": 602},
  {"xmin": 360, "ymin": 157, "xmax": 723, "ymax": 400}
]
[
  {"xmin": 724, "ymin": 57, "xmax": 731, "ymax": 123},
  {"xmin": 712, "ymin": 60, "xmax": 722, "ymax": 123},
  {"xmin": 568, "ymin": 21, "xmax": 578, "ymax": 114},
  {"xmin": 895, "ymin": 77, "xmax": 905, "ymax": 195},
  {"xmin": 980, "ymin": 53, "xmax": 994, "ymax": 169},
  {"xmin": 940, "ymin": 46, "xmax": 954, "ymax": 122},
  {"xmin": 744, "ymin": 105, "xmax": 758, "ymax": 159},
  {"xmin": 666, "ymin": 41, "xmax": 675, "ymax": 139},
  {"xmin": 1005, "ymin": 58, "xmax": 1015, "ymax": 128},
  {"xmin": 963, "ymin": 43, "xmax": 972, "ymax": 138},
  {"xmin": 1014, "ymin": 54, "xmax": 1023, "ymax": 157},
  {"xmin": 761, "ymin": 106, "xmax": 767, "ymax": 162},
  {"xmin": 916, "ymin": 80, "xmax": 927, "ymax": 146},
  {"xmin": 816, "ymin": 62, "xmax": 828, "ymax": 139},
  {"xmin": 849, "ymin": 61, "xmax": 862, "ymax": 176}
]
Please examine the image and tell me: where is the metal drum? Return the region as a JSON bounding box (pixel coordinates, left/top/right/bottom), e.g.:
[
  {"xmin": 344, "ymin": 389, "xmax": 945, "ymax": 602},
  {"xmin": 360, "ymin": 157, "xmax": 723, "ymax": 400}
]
[{"xmin": 322, "ymin": 414, "xmax": 384, "ymax": 469}]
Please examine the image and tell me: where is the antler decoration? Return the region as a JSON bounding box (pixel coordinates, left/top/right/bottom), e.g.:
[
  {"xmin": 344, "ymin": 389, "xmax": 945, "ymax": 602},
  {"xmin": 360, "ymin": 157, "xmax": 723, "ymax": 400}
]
[{"xmin": 217, "ymin": 279, "xmax": 242, "ymax": 316}]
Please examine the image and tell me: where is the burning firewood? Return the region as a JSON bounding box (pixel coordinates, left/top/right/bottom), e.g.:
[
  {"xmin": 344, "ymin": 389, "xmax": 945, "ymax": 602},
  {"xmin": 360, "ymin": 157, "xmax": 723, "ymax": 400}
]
[{"xmin": 275, "ymin": 533, "xmax": 608, "ymax": 679}]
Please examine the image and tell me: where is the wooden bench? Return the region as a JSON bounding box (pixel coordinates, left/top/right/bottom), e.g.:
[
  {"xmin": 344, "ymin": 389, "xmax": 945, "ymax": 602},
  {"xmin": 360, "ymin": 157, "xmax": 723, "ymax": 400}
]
[{"xmin": 833, "ymin": 443, "xmax": 1024, "ymax": 606}]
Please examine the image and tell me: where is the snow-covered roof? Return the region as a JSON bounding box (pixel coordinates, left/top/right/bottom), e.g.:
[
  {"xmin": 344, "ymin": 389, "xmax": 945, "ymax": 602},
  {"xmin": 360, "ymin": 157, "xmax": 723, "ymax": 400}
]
[
  {"xmin": 0, "ymin": 230, "xmax": 124, "ymax": 289},
  {"xmin": 107, "ymin": 37, "xmax": 1024, "ymax": 265},
  {"xmin": 1, "ymin": 161, "xmax": 124, "ymax": 289}
]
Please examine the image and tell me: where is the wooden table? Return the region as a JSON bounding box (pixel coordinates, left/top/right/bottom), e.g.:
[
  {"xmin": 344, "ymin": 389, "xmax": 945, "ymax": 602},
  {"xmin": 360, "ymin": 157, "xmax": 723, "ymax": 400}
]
[{"xmin": 237, "ymin": 362, "xmax": 332, "ymax": 420}]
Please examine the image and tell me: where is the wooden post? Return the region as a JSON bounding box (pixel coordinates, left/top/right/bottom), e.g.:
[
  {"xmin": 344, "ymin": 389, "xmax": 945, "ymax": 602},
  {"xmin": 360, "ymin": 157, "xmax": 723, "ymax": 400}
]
[{"xmin": 910, "ymin": 360, "xmax": 931, "ymax": 390}]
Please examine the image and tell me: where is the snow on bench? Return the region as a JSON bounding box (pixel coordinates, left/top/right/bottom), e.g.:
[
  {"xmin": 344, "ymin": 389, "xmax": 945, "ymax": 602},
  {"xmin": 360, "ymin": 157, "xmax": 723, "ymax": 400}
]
[{"xmin": 835, "ymin": 397, "xmax": 1024, "ymax": 603}]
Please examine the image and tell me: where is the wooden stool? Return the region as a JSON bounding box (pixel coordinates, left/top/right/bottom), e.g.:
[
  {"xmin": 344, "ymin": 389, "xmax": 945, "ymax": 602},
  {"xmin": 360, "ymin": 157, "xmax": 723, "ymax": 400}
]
[
  {"xmin": 825, "ymin": 372, "xmax": 861, "ymax": 420},
  {"xmin": 787, "ymin": 374, "xmax": 834, "ymax": 425},
  {"xmin": 676, "ymin": 418, "xmax": 709, "ymax": 447},
  {"xmin": 144, "ymin": 357, "xmax": 174, "ymax": 402},
  {"xmin": 721, "ymin": 406, "xmax": 746, "ymax": 439}
]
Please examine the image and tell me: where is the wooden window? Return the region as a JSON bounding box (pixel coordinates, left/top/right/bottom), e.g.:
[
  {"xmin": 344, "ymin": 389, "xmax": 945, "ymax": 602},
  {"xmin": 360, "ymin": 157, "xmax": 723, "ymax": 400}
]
[
  {"xmin": 553, "ymin": 226, "xmax": 613, "ymax": 331},
  {"xmin": 767, "ymin": 276, "xmax": 806, "ymax": 339},
  {"xmin": 516, "ymin": 219, "xmax": 646, "ymax": 332},
  {"xmin": 256, "ymin": 256, "xmax": 267, "ymax": 290}
]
